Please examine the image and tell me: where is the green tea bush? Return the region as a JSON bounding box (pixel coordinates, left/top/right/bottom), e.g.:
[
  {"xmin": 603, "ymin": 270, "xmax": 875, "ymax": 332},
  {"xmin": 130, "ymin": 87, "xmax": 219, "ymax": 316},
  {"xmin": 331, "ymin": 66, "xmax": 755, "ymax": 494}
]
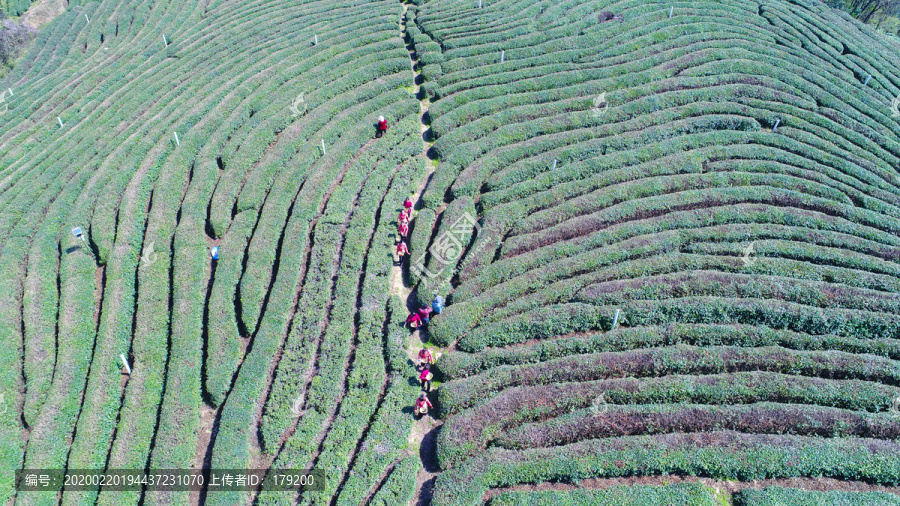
[
  {"xmin": 439, "ymin": 344, "xmax": 900, "ymax": 411},
  {"xmin": 0, "ymin": 0, "xmax": 35, "ymax": 17},
  {"xmin": 435, "ymin": 432, "xmax": 900, "ymax": 505},
  {"xmin": 437, "ymin": 372, "xmax": 900, "ymax": 466},
  {"xmin": 489, "ymin": 484, "xmax": 719, "ymax": 506},
  {"xmin": 733, "ymin": 487, "xmax": 900, "ymax": 505},
  {"xmin": 367, "ymin": 455, "xmax": 420, "ymax": 506},
  {"xmin": 438, "ymin": 324, "xmax": 900, "ymax": 379},
  {"xmin": 497, "ymin": 402, "xmax": 900, "ymax": 449}
]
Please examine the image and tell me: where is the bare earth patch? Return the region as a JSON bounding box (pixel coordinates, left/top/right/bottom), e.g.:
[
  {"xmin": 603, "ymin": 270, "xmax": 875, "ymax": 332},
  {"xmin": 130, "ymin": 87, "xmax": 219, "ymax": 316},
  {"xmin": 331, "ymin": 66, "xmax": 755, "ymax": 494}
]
[
  {"xmin": 189, "ymin": 403, "xmax": 217, "ymax": 506},
  {"xmin": 20, "ymin": 0, "xmax": 67, "ymax": 30}
]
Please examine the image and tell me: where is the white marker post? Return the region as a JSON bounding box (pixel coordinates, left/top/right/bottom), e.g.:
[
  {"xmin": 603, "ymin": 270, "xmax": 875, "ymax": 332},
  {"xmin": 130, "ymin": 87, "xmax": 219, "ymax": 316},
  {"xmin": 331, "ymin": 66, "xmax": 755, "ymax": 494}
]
[
  {"xmin": 864, "ymin": 75, "xmax": 872, "ymax": 85},
  {"xmin": 7, "ymin": 88, "xmax": 12, "ymax": 97},
  {"xmin": 478, "ymin": 0, "xmax": 482, "ymax": 7},
  {"xmin": 552, "ymin": 159, "xmax": 557, "ymax": 170},
  {"xmin": 58, "ymin": 117, "xmax": 64, "ymax": 128},
  {"xmin": 173, "ymin": 132, "xmax": 180, "ymax": 146},
  {"xmin": 612, "ymin": 309, "xmax": 620, "ymax": 329},
  {"xmin": 772, "ymin": 119, "xmax": 780, "ymax": 132},
  {"xmin": 669, "ymin": 6, "xmax": 674, "ymax": 18},
  {"xmin": 314, "ymin": 34, "xmax": 318, "ymax": 45},
  {"xmin": 163, "ymin": 35, "xmax": 168, "ymax": 47},
  {"xmin": 321, "ymin": 139, "xmax": 326, "ymax": 155},
  {"xmin": 500, "ymin": 50, "xmax": 505, "ymax": 63},
  {"xmin": 85, "ymin": 13, "xmax": 90, "ymax": 22},
  {"xmin": 120, "ymin": 354, "xmax": 131, "ymax": 375}
]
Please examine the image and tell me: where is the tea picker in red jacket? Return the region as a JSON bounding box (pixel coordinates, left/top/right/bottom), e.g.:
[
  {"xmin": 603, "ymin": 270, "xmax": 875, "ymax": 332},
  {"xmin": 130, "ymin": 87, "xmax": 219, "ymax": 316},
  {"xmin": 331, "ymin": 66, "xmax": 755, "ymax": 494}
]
[
  {"xmin": 417, "ymin": 347, "xmax": 434, "ymax": 370},
  {"xmin": 417, "ymin": 305, "xmax": 432, "ymax": 325},
  {"xmin": 414, "ymin": 392, "xmax": 432, "ymax": 418},
  {"xmin": 396, "ymin": 240, "xmax": 409, "ymax": 260},
  {"xmin": 406, "ymin": 311, "xmax": 423, "ymax": 329},
  {"xmin": 376, "ymin": 116, "xmax": 388, "ymax": 138},
  {"xmin": 420, "ymin": 364, "xmax": 433, "ymax": 391}
]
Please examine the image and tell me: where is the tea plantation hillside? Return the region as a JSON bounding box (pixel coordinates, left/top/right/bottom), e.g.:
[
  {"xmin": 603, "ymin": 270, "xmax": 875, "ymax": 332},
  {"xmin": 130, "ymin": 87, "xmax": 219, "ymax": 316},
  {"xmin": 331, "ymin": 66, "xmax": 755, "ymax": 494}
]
[
  {"xmin": 1, "ymin": 0, "xmax": 900, "ymax": 505},
  {"xmin": 404, "ymin": 0, "xmax": 900, "ymax": 503},
  {"xmin": 0, "ymin": 0, "xmax": 35, "ymax": 17},
  {"xmin": 0, "ymin": 0, "xmax": 428, "ymax": 504}
]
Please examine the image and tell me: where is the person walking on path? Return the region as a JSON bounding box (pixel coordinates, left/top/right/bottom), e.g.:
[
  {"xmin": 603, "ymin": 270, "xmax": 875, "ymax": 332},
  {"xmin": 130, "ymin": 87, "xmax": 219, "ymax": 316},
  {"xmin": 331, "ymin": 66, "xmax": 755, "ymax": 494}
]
[
  {"xmin": 406, "ymin": 311, "xmax": 423, "ymax": 329},
  {"xmin": 396, "ymin": 240, "xmax": 409, "ymax": 261},
  {"xmin": 398, "ymin": 220, "xmax": 409, "ymax": 239},
  {"xmin": 399, "ymin": 208, "xmax": 410, "ymax": 225},
  {"xmin": 420, "ymin": 364, "xmax": 433, "ymax": 392},
  {"xmin": 417, "ymin": 305, "xmax": 432, "ymax": 325},
  {"xmin": 432, "ymin": 294, "xmax": 445, "ymax": 314},
  {"xmin": 414, "ymin": 392, "xmax": 432, "ymax": 418},
  {"xmin": 417, "ymin": 347, "xmax": 434, "ymax": 370},
  {"xmin": 376, "ymin": 116, "xmax": 388, "ymax": 138},
  {"xmin": 403, "ymin": 195, "xmax": 413, "ymax": 211}
]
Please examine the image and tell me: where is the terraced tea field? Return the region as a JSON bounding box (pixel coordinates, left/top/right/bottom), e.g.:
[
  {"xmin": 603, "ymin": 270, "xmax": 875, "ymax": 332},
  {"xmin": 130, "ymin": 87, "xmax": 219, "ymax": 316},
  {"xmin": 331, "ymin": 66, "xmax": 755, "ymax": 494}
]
[
  {"xmin": 0, "ymin": 0, "xmax": 428, "ymax": 504},
  {"xmin": 408, "ymin": 0, "xmax": 900, "ymax": 503},
  {"xmin": 0, "ymin": 0, "xmax": 899, "ymax": 504},
  {"xmin": 0, "ymin": 0, "xmax": 35, "ymax": 17}
]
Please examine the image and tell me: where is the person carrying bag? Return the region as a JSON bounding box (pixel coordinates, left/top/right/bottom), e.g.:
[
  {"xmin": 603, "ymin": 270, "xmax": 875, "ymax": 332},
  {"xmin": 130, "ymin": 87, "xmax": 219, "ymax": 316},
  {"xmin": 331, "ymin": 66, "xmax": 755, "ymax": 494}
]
[
  {"xmin": 419, "ymin": 364, "xmax": 433, "ymax": 391},
  {"xmin": 414, "ymin": 392, "xmax": 432, "ymax": 418}
]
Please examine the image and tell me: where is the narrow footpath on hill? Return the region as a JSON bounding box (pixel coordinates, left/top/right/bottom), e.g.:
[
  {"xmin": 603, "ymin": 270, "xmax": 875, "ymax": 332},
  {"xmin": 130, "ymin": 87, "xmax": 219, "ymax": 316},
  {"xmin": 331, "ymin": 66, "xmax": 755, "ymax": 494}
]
[{"xmin": 388, "ymin": 2, "xmax": 442, "ymax": 505}]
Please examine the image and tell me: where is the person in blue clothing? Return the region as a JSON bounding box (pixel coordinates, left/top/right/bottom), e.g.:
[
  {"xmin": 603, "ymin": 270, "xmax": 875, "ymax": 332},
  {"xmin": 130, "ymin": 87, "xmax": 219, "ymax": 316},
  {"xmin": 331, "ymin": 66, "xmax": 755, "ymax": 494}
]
[{"xmin": 432, "ymin": 294, "xmax": 444, "ymax": 314}]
